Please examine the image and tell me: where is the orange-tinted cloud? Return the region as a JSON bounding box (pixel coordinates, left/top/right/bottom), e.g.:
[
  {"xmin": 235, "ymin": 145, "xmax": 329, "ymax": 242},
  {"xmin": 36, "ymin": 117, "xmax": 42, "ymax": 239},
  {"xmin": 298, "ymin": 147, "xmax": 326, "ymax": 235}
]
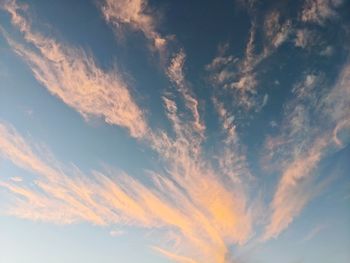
[
  {"xmin": 207, "ymin": 9, "xmax": 291, "ymax": 111},
  {"xmin": 1, "ymin": 0, "xmax": 148, "ymax": 138},
  {"xmin": 99, "ymin": 0, "xmax": 166, "ymax": 51},
  {"xmin": 261, "ymin": 137, "xmax": 328, "ymax": 240},
  {"xmin": 0, "ymin": 115, "xmax": 253, "ymax": 263},
  {"xmin": 300, "ymin": 0, "xmax": 344, "ymax": 25},
  {"xmin": 262, "ymin": 61, "xmax": 350, "ymax": 241},
  {"xmin": 167, "ymin": 50, "xmax": 205, "ymax": 135},
  {"xmin": 2, "ymin": 1, "xmax": 349, "ymax": 262},
  {"xmin": 1, "ymin": 4, "xmax": 253, "ymax": 261}
]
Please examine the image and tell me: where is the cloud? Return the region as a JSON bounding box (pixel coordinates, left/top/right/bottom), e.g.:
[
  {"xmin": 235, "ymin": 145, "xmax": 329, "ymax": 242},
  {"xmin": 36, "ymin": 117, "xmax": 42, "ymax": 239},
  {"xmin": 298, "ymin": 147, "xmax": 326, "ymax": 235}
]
[
  {"xmin": 153, "ymin": 247, "xmax": 198, "ymax": 263},
  {"xmin": 292, "ymin": 73, "xmax": 321, "ymax": 100},
  {"xmin": 149, "ymin": 94, "xmax": 254, "ymax": 261},
  {"xmin": 1, "ymin": 1, "xmax": 349, "ymax": 261},
  {"xmin": 207, "ymin": 10, "xmax": 291, "ymax": 111},
  {"xmin": 99, "ymin": 0, "xmax": 166, "ymax": 52},
  {"xmin": 206, "ymin": 39, "xmax": 259, "ymax": 110},
  {"xmin": 301, "ymin": 224, "xmax": 327, "ymax": 242},
  {"xmin": 323, "ymin": 61, "xmax": 350, "ymax": 147},
  {"xmin": 109, "ymin": 229, "xmax": 125, "ymax": 237},
  {"xmin": 167, "ymin": 50, "xmax": 205, "ymax": 135},
  {"xmin": 1, "ymin": 8, "xmax": 253, "ymax": 261},
  {"xmin": 1, "ymin": 0, "xmax": 148, "ymax": 138},
  {"xmin": 294, "ymin": 29, "xmax": 335, "ymax": 55},
  {"xmin": 300, "ymin": 0, "xmax": 344, "ymax": 25},
  {"xmin": 294, "ymin": 29, "xmax": 316, "ymax": 49},
  {"xmin": 0, "ymin": 19, "xmax": 255, "ymax": 254},
  {"xmin": 262, "ymin": 137, "xmax": 328, "ymax": 240},
  {"xmin": 212, "ymin": 98, "xmax": 253, "ymax": 184},
  {"xmin": 322, "ymin": 62, "xmax": 350, "ymax": 130},
  {"xmin": 10, "ymin": 176, "xmax": 23, "ymax": 182},
  {"xmin": 320, "ymin": 45, "xmax": 334, "ymax": 56},
  {"xmin": 264, "ymin": 10, "xmax": 292, "ymax": 48},
  {"xmin": 294, "ymin": 28, "xmax": 335, "ymax": 57},
  {"xmin": 262, "ymin": 62, "xmax": 350, "ymax": 240},
  {"xmin": 103, "ymin": 0, "xmax": 204, "ymax": 135},
  {"xmin": 0, "ymin": 112, "xmax": 254, "ymax": 263}
]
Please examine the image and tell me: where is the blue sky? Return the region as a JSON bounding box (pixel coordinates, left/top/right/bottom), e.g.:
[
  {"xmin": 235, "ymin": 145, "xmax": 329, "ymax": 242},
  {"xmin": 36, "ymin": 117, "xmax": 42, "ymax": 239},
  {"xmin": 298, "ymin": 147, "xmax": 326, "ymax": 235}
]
[{"xmin": 0, "ymin": 0, "xmax": 349, "ymax": 262}]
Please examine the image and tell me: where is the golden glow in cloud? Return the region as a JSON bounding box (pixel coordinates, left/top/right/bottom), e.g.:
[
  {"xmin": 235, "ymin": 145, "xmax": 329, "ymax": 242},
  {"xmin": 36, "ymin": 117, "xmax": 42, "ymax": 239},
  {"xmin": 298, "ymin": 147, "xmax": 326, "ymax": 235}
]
[
  {"xmin": 0, "ymin": 116, "xmax": 252, "ymax": 262},
  {"xmin": 0, "ymin": 3, "xmax": 255, "ymax": 253}
]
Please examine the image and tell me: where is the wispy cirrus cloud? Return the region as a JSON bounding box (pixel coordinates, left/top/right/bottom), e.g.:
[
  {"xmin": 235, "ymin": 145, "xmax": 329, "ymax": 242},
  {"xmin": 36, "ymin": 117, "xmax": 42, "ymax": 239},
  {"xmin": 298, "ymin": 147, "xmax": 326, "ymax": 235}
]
[
  {"xmin": 207, "ymin": 9, "xmax": 291, "ymax": 111},
  {"xmin": 0, "ymin": 3, "xmax": 255, "ymax": 252},
  {"xmin": 99, "ymin": 0, "xmax": 204, "ymax": 138},
  {"xmin": 206, "ymin": 41, "xmax": 257, "ymax": 110},
  {"xmin": 264, "ymin": 10, "xmax": 292, "ymax": 49},
  {"xmin": 1, "ymin": 0, "xmax": 349, "ymax": 262},
  {"xmin": 301, "ymin": 223, "xmax": 327, "ymax": 242},
  {"xmin": 99, "ymin": 0, "xmax": 166, "ymax": 52},
  {"xmin": 294, "ymin": 29, "xmax": 317, "ymax": 49},
  {"xmin": 262, "ymin": 136, "xmax": 328, "ymax": 240},
  {"xmin": 0, "ymin": 3, "xmax": 254, "ymax": 257},
  {"xmin": 212, "ymin": 98, "xmax": 253, "ymax": 184},
  {"xmin": 153, "ymin": 246, "xmax": 198, "ymax": 263},
  {"xmin": 167, "ymin": 50, "xmax": 205, "ymax": 136},
  {"xmin": 147, "ymin": 95, "xmax": 253, "ymax": 261},
  {"xmin": 1, "ymin": 0, "xmax": 148, "ymax": 138},
  {"xmin": 300, "ymin": 0, "xmax": 344, "ymax": 25},
  {"xmin": 262, "ymin": 62, "xmax": 350, "ymax": 240},
  {"xmin": 0, "ymin": 111, "xmax": 253, "ymax": 263}
]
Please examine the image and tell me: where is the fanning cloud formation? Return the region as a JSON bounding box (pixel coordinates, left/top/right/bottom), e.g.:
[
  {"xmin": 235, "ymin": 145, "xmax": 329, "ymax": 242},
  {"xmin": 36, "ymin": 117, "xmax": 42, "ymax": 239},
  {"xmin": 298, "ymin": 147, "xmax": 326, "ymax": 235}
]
[
  {"xmin": 1, "ymin": 5, "xmax": 253, "ymax": 262},
  {"xmin": 0, "ymin": 0, "xmax": 349, "ymax": 262},
  {"xmin": 0, "ymin": 107, "xmax": 253, "ymax": 263}
]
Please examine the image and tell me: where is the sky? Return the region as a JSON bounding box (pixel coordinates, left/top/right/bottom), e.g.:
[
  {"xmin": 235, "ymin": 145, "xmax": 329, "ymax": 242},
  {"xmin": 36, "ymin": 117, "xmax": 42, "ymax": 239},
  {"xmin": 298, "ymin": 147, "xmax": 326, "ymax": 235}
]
[{"xmin": 0, "ymin": 0, "xmax": 349, "ymax": 262}]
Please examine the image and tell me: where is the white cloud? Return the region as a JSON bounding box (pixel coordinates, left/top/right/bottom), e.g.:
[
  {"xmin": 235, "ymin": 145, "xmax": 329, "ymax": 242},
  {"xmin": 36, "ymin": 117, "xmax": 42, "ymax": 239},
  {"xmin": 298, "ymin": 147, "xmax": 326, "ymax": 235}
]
[
  {"xmin": 320, "ymin": 45, "xmax": 334, "ymax": 56},
  {"xmin": 109, "ymin": 229, "xmax": 125, "ymax": 237},
  {"xmin": 10, "ymin": 176, "xmax": 23, "ymax": 182}
]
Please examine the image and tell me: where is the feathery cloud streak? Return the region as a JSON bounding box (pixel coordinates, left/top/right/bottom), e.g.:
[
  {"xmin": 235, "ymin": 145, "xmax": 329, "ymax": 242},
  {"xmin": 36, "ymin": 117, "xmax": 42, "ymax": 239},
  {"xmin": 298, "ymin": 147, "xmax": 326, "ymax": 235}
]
[
  {"xmin": 0, "ymin": 4, "xmax": 254, "ymax": 255},
  {"xmin": 207, "ymin": 9, "xmax": 291, "ymax": 110},
  {"xmin": 1, "ymin": 0, "xmax": 148, "ymax": 138},
  {"xmin": 1, "ymin": 0, "xmax": 349, "ymax": 262},
  {"xmin": 0, "ymin": 114, "xmax": 253, "ymax": 263},
  {"xmin": 301, "ymin": 0, "xmax": 344, "ymax": 25},
  {"xmin": 99, "ymin": 0, "xmax": 166, "ymax": 51},
  {"xmin": 167, "ymin": 50, "xmax": 205, "ymax": 136},
  {"xmin": 262, "ymin": 63, "xmax": 350, "ymax": 240},
  {"xmin": 0, "ymin": 4, "xmax": 254, "ymax": 258}
]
